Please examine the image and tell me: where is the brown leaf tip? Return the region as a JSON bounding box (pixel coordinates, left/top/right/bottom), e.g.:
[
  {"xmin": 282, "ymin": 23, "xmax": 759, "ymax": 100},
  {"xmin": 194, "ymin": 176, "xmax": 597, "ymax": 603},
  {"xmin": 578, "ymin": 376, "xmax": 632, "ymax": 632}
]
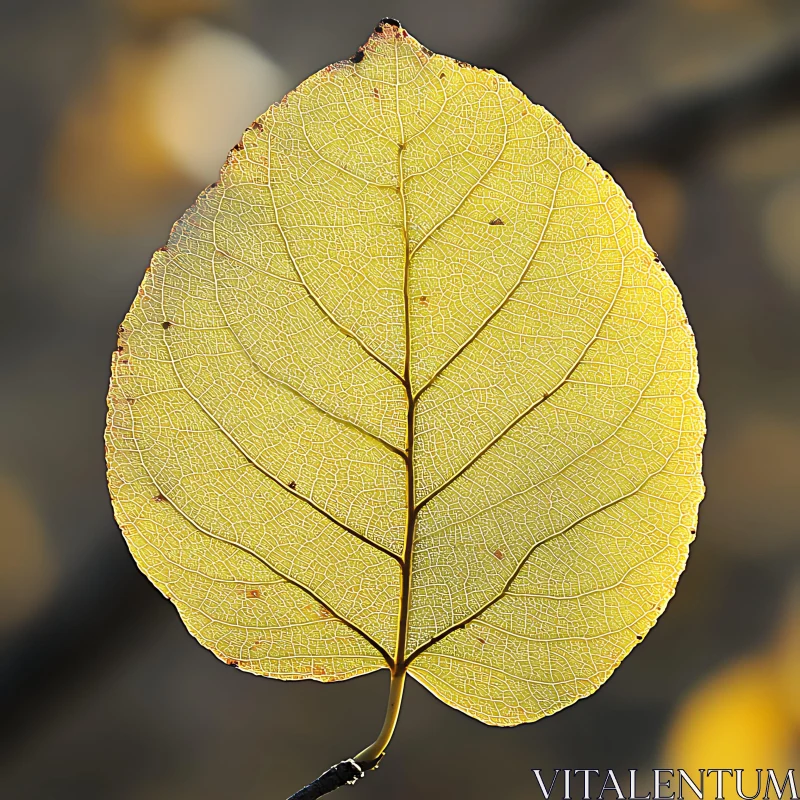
[{"xmin": 376, "ymin": 18, "xmax": 400, "ymax": 32}]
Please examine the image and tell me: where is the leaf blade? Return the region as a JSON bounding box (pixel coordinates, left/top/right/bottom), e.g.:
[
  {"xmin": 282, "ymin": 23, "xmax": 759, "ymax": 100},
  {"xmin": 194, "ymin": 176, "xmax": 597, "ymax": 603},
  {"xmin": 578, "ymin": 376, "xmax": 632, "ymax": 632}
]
[{"xmin": 106, "ymin": 23, "xmax": 704, "ymax": 717}]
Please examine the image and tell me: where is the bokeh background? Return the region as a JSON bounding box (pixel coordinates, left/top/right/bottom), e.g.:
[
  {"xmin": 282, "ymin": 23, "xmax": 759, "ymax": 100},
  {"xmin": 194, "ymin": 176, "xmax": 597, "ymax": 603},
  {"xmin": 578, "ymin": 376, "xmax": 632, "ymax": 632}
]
[{"xmin": 1, "ymin": 1, "xmax": 799, "ymax": 798}]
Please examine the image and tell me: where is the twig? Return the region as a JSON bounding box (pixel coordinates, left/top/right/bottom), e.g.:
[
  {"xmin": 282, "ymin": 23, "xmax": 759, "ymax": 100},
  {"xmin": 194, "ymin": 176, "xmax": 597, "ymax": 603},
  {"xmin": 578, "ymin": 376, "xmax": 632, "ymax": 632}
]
[{"xmin": 286, "ymin": 759, "xmax": 365, "ymax": 800}]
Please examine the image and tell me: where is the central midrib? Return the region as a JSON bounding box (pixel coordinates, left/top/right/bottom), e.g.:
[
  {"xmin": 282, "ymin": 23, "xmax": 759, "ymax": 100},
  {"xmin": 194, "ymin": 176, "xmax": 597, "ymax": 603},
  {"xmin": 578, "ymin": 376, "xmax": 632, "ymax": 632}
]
[{"xmin": 394, "ymin": 45, "xmax": 416, "ymax": 674}]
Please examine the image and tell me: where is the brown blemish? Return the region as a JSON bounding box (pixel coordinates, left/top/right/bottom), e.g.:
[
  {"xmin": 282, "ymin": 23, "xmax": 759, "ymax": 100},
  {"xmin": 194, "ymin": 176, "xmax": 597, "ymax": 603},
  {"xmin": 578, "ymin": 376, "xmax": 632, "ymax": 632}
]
[
  {"xmin": 155, "ymin": 246, "xmax": 168, "ymax": 253},
  {"xmin": 125, "ymin": 396, "xmax": 135, "ymax": 404},
  {"xmin": 489, "ymin": 217, "xmax": 504, "ymax": 225},
  {"xmin": 439, "ymin": 72, "xmax": 445, "ymax": 79},
  {"xmin": 494, "ymin": 549, "xmax": 504, "ymax": 560},
  {"xmin": 373, "ymin": 87, "xmax": 380, "ymax": 99},
  {"xmin": 636, "ymin": 634, "xmax": 643, "ymax": 640},
  {"xmin": 313, "ymin": 664, "xmax": 326, "ymax": 676},
  {"xmin": 288, "ymin": 480, "xmax": 297, "ymax": 490},
  {"xmin": 162, "ymin": 321, "xmax": 171, "ymax": 329},
  {"xmin": 153, "ymin": 493, "xmax": 166, "ymax": 502},
  {"xmin": 246, "ymin": 589, "xmax": 261, "ymax": 599},
  {"xmin": 418, "ymin": 295, "xmax": 429, "ymax": 306},
  {"xmin": 476, "ymin": 637, "xmax": 486, "ymax": 645},
  {"xmin": 226, "ymin": 658, "xmax": 239, "ymax": 667},
  {"xmin": 251, "ymin": 120, "xmax": 263, "ymax": 132},
  {"xmin": 350, "ymin": 49, "xmax": 365, "ymax": 64}
]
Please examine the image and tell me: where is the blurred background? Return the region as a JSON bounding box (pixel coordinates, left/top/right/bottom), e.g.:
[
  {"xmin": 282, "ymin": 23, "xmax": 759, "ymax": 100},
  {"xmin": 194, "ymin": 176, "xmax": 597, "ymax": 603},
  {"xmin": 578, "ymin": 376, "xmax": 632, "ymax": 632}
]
[{"xmin": 1, "ymin": 0, "xmax": 799, "ymax": 797}]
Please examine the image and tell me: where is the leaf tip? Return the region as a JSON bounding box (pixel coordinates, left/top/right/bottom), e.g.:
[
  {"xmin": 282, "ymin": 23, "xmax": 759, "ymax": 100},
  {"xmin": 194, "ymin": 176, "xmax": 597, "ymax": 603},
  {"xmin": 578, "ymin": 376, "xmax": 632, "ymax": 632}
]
[{"xmin": 376, "ymin": 18, "xmax": 401, "ymax": 32}]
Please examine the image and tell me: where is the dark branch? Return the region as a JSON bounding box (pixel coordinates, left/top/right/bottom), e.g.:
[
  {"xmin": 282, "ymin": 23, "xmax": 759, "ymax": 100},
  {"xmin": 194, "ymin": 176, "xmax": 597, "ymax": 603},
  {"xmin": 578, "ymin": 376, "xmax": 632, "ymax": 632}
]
[{"xmin": 286, "ymin": 760, "xmax": 365, "ymax": 800}]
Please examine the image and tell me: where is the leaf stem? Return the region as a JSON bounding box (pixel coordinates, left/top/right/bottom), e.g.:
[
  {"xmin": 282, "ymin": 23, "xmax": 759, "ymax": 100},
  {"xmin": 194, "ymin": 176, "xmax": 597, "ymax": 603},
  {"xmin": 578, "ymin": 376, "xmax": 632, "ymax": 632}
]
[
  {"xmin": 354, "ymin": 669, "xmax": 407, "ymax": 768},
  {"xmin": 285, "ymin": 670, "xmax": 407, "ymax": 799}
]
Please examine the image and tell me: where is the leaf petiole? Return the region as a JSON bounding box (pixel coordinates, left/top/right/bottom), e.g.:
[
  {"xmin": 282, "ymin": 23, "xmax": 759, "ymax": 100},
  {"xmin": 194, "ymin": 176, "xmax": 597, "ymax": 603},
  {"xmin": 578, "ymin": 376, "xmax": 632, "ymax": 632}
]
[
  {"xmin": 286, "ymin": 669, "xmax": 407, "ymax": 799},
  {"xmin": 354, "ymin": 668, "xmax": 407, "ymax": 768}
]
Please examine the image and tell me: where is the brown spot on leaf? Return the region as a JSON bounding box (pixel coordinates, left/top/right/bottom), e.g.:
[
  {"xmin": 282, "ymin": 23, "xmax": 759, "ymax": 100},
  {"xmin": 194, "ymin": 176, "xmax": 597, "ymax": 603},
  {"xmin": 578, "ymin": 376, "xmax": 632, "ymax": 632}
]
[
  {"xmin": 226, "ymin": 658, "xmax": 239, "ymax": 667},
  {"xmin": 489, "ymin": 217, "xmax": 504, "ymax": 225},
  {"xmin": 153, "ymin": 493, "xmax": 166, "ymax": 502},
  {"xmin": 494, "ymin": 549, "xmax": 504, "ymax": 560},
  {"xmin": 162, "ymin": 321, "xmax": 171, "ymax": 329},
  {"xmin": 288, "ymin": 480, "xmax": 297, "ymax": 490},
  {"xmin": 418, "ymin": 295, "xmax": 429, "ymax": 306},
  {"xmin": 477, "ymin": 637, "xmax": 486, "ymax": 645},
  {"xmin": 373, "ymin": 88, "xmax": 380, "ymax": 99},
  {"xmin": 313, "ymin": 664, "xmax": 326, "ymax": 676},
  {"xmin": 155, "ymin": 246, "xmax": 168, "ymax": 253},
  {"xmin": 350, "ymin": 49, "xmax": 365, "ymax": 64},
  {"xmin": 636, "ymin": 634, "xmax": 643, "ymax": 640},
  {"xmin": 247, "ymin": 589, "xmax": 261, "ymax": 599}
]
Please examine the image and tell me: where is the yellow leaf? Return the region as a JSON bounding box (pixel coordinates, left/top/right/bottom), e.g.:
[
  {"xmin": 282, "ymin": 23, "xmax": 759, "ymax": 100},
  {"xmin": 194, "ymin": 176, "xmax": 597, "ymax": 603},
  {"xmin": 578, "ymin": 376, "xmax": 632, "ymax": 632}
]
[{"xmin": 106, "ymin": 18, "xmax": 704, "ymax": 747}]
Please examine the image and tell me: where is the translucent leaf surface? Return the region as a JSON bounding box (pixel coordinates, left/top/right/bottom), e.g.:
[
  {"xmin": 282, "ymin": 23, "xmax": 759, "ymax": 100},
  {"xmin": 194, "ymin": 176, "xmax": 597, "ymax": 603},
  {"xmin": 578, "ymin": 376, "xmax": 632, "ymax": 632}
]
[{"xmin": 106, "ymin": 21, "xmax": 705, "ymax": 726}]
